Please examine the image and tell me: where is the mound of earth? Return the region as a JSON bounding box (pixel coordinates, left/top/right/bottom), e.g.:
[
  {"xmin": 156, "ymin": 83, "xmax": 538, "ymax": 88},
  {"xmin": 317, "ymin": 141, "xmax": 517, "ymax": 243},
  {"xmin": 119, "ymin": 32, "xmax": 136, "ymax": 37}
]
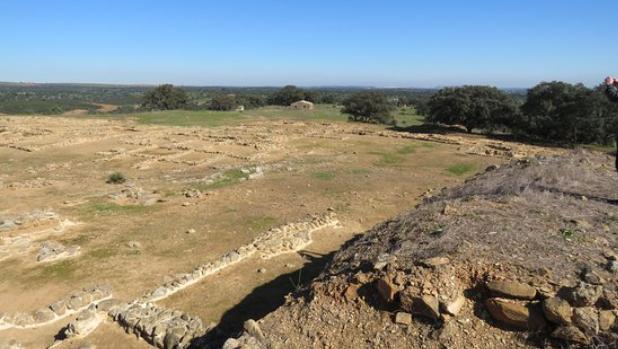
[{"xmin": 224, "ymin": 150, "xmax": 618, "ymax": 349}]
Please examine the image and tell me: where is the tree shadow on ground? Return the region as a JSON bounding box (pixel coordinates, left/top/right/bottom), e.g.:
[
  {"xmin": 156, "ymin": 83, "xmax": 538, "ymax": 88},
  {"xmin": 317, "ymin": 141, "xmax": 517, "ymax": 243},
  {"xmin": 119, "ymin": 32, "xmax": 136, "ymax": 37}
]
[
  {"xmin": 193, "ymin": 249, "xmax": 336, "ymax": 349},
  {"xmin": 389, "ymin": 123, "xmax": 572, "ymax": 152}
]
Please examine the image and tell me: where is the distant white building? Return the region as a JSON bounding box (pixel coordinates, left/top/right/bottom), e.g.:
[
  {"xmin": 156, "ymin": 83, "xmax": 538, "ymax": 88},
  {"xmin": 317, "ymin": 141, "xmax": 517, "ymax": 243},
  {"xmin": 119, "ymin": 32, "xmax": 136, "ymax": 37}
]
[{"xmin": 290, "ymin": 100, "xmax": 314, "ymax": 110}]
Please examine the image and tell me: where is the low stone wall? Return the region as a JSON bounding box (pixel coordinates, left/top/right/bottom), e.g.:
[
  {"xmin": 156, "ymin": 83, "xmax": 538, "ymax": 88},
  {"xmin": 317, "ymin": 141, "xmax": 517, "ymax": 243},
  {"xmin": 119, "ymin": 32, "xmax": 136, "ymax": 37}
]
[
  {"xmin": 109, "ymin": 302, "xmax": 205, "ymax": 349},
  {"xmin": 142, "ymin": 212, "xmax": 339, "ymax": 303},
  {"xmin": 0, "ymin": 285, "xmax": 111, "ymax": 330}
]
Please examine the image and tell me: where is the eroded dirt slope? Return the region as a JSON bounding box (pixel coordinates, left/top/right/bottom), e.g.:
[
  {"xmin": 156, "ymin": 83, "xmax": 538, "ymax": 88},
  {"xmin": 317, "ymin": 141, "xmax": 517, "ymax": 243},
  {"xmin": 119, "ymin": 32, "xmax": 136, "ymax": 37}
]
[{"xmin": 227, "ymin": 151, "xmax": 618, "ymax": 349}]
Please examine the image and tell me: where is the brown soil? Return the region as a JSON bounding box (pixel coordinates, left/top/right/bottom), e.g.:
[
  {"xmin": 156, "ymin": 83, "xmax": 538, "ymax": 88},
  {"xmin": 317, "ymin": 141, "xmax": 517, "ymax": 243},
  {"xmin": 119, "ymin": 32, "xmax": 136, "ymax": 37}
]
[{"xmin": 0, "ymin": 115, "xmax": 565, "ymax": 348}]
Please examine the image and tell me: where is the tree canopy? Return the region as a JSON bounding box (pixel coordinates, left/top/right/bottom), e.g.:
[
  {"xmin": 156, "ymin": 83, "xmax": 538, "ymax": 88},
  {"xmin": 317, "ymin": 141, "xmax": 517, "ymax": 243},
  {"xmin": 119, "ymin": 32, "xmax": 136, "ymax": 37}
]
[
  {"xmin": 427, "ymin": 86, "xmax": 518, "ymax": 133},
  {"xmin": 141, "ymin": 84, "xmax": 189, "ymax": 110},
  {"xmin": 268, "ymin": 85, "xmax": 315, "ymax": 106},
  {"xmin": 341, "ymin": 91, "xmax": 395, "ymax": 124},
  {"xmin": 519, "ymin": 81, "xmax": 618, "ymax": 144}
]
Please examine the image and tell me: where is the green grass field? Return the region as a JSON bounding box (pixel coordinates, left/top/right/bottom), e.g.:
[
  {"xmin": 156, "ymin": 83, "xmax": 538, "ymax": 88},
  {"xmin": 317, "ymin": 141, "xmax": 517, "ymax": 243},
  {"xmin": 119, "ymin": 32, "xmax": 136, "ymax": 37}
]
[{"xmin": 118, "ymin": 104, "xmax": 424, "ymax": 128}]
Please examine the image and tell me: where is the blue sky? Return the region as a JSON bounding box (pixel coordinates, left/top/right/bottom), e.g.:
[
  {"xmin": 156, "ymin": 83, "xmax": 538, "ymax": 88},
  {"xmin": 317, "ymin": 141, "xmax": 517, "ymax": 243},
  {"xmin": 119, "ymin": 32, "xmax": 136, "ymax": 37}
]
[{"xmin": 0, "ymin": 0, "xmax": 616, "ymax": 87}]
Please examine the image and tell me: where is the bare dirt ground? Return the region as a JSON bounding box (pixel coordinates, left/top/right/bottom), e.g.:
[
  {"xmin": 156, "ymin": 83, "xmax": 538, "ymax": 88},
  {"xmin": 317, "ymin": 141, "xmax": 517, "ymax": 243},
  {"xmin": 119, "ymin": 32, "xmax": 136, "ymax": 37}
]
[{"xmin": 0, "ymin": 114, "xmax": 562, "ymax": 348}]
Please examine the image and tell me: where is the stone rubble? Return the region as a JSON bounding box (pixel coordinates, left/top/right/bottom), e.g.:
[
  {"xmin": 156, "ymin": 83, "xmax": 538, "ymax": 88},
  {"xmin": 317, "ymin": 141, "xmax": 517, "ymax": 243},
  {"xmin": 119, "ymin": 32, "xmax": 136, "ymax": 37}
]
[
  {"xmin": 109, "ymin": 302, "xmax": 205, "ymax": 349},
  {"xmin": 36, "ymin": 240, "xmax": 80, "ymax": 262}
]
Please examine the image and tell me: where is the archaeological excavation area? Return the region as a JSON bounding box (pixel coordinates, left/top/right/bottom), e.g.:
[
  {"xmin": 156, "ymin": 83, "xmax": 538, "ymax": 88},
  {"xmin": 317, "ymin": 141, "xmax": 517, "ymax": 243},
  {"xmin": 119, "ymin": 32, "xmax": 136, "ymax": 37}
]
[{"xmin": 0, "ymin": 115, "xmax": 558, "ymax": 348}]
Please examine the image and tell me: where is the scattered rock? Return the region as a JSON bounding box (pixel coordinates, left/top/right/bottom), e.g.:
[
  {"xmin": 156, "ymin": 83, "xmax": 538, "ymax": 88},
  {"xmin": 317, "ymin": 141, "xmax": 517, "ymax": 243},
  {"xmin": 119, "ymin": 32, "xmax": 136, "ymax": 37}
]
[
  {"xmin": 244, "ymin": 319, "xmax": 265, "ymax": 341},
  {"xmin": 607, "ymin": 260, "xmax": 618, "ymax": 273},
  {"xmin": 394, "ymin": 312, "xmax": 412, "ymax": 326},
  {"xmin": 31, "ymin": 308, "xmax": 55, "ymax": 323},
  {"xmin": 344, "ymin": 284, "xmax": 360, "ymax": 302},
  {"xmin": 542, "ymin": 297, "xmax": 572, "ymax": 325},
  {"xmin": 551, "ymin": 325, "xmax": 588, "ymax": 344},
  {"xmin": 404, "ymin": 295, "xmax": 440, "ymax": 321},
  {"xmin": 376, "ymin": 277, "xmax": 398, "ymax": 303},
  {"xmin": 63, "ymin": 310, "xmax": 101, "ymax": 338},
  {"xmin": 485, "ymin": 298, "xmax": 530, "ymax": 329},
  {"xmin": 568, "ymin": 282, "xmax": 603, "ymax": 307},
  {"xmin": 599, "ymin": 310, "xmax": 616, "ymax": 331},
  {"xmin": 572, "ymin": 307, "xmax": 599, "ymax": 336},
  {"xmin": 127, "ymin": 241, "xmax": 142, "ymax": 249},
  {"xmin": 486, "ymin": 280, "xmax": 536, "ymax": 300},
  {"xmin": 419, "ymin": 257, "xmax": 450, "ymax": 267},
  {"xmin": 442, "ymin": 294, "xmax": 466, "ymax": 316}
]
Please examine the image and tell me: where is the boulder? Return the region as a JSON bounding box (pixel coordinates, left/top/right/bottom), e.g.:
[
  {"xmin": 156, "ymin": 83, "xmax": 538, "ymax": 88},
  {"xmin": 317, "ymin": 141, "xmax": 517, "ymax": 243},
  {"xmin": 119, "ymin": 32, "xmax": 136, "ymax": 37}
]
[
  {"xmin": 376, "ymin": 277, "xmax": 398, "ymax": 303},
  {"xmin": 542, "ymin": 297, "xmax": 572, "ymax": 325},
  {"xmin": 568, "ymin": 282, "xmax": 603, "ymax": 307},
  {"xmin": 551, "ymin": 325, "xmax": 588, "ymax": 344},
  {"xmin": 572, "ymin": 307, "xmax": 598, "ymax": 336},
  {"xmin": 485, "ymin": 298, "xmax": 529, "ymax": 329},
  {"xmin": 486, "ymin": 280, "xmax": 536, "ymax": 300},
  {"xmin": 409, "ymin": 295, "xmax": 440, "ymax": 321}
]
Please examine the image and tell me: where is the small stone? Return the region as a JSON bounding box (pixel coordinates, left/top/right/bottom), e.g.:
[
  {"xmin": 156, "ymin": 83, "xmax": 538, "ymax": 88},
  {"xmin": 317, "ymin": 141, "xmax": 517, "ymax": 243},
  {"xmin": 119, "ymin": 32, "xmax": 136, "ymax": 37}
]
[
  {"xmin": 443, "ymin": 294, "xmax": 466, "ymax": 316},
  {"xmin": 572, "ymin": 307, "xmax": 598, "ymax": 335},
  {"xmin": 551, "ymin": 325, "xmax": 588, "ymax": 344},
  {"xmin": 243, "ymin": 319, "xmax": 264, "ymax": 341},
  {"xmin": 354, "ymin": 272, "xmax": 371, "ymax": 284},
  {"xmin": 31, "ymin": 308, "xmax": 56, "ymax": 323},
  {"xmin": 568, "ymin": 282, "xmax": 603, "ymax": 307},
  {"xmin": 344, "ymin": 284, "xmax": 360, "ymax": 302},
  {"xmin": 607, "ymin": 260, "xmax": 618, "ymax": 273},
  {"xmin": 127, "ymin": 241, "xmax": 142, "ymax": 249},
  {"xmin": 413, "ymin": 295, "xmax": 440, "ymax": 321},
  {"xmin": 186, "ymin": 228, "xmax": 196, "ymax": 234},
  {"xmin": 486, "ymin": 280, "xmax": 536, "ymax": 300},
  {"xmin": 420, "ymin": 257, "xmax": 450, "ymax": 267},
  {"xmin": 257, "ymin": 268, "xmax": 266, "ymax": 274},
  {"xmin": 543, "ymin": 297, "xmax": 572, "ymax": 325},
  {"xmin": 599, "ymin": 310, "xmax": 616, "ymax": 331},
  {"xmin": 603, "ymin": 250, "xmax": 617, "ymax": 261},
  {"xmin": 485, "ymin": 298, "xmax": 530, "ymax": 329},
  {"xmin": 222, "ymin": 338, "xmax": 241, "ymax": 349},
  {"xmin": 395, "ymin": 312, "xmax": 412, "ymax": 326},
  {"xmin": 376, "ymin": 277, "xmax": 398, "ymax": 303},
  {"xmin": 49, "ymin": 300, "xmax": 67, "ymax": 316}
]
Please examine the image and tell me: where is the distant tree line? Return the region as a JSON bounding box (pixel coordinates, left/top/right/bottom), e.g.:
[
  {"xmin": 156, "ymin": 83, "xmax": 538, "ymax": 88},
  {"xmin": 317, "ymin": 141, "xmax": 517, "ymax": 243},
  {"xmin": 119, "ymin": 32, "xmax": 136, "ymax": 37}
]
[{"xmin": 426, "ymin": 82, "xmax": 618, "ymax": 145}]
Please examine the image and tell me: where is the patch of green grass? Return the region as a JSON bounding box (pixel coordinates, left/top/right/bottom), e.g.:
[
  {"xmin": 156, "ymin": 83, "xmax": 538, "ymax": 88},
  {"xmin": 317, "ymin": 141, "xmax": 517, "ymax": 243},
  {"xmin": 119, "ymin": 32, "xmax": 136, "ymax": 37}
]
[
  {"xmin": 125, "ymin": 104, "xmax": 347, "ymax": 128},
  {"xmin": 312, "ymin": 171, "xmax": 336, "ymax": 181},
  {"xmin": 78, "ymin": 201, "xmax": 153, "ymax": 218},
  {"xmin": 86, "ymin": 247, "xmax": 117, "ymax": 259},
  {"xmin": 396, "ymin": 144, "xmax": 416, "ymax": 154},
  {"xmin": 370, "ymin": 151, "xmax": 406, "ymax": 166},
  {"xmin": 27, "ymin": 260, "xmax": 79, "ymax": 282},
  {"xmin": 350, "ymin": 168, "xmax": 370, "ymax": 175},
  {"xmin": 394, "ymin": 108, "xmax": 425, "ymax": 127},
  {"xmin": 195, "ymin": 168, "xmax": 250, "ymax": 191},
  {"xmin": 242, "ymin": 216, "xmax": 278, "ymax": 232},
  {"xmin": 446, "ymin": 163, "xmax": 476, "ymax": 176}
]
